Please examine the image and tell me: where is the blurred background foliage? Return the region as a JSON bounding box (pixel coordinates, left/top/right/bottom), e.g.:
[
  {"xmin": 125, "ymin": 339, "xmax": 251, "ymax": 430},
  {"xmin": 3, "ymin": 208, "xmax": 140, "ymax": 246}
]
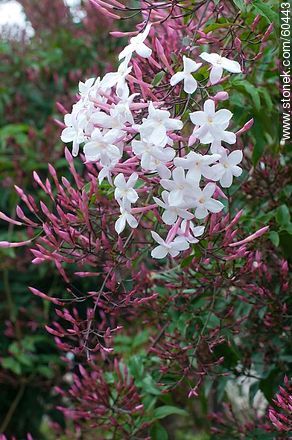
[{"xmin": 0, "ymin": 0, "xmax": 291, "ymax": 439}]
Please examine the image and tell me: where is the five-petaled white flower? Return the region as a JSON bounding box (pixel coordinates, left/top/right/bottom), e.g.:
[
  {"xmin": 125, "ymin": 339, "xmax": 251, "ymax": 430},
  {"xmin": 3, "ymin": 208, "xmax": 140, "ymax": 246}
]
[
  {"xmin": 186, "ymin": 182, "xmax": 224, "ymax": 219},
  {"xmin": 178, "ymin": 220, "xmax": 205, "ymax": 243},
  {"xmin": 83, "ymin": 128, "xmax": 121, "ymax": 164},
  {"xmin": 114, "ymin": 172, "xmax": 139, "ymax": 204},
  {"xmin": 153, "ymin": 191, "xmax": 194, "ymax": 225},
  {"xmin": 119, "ymin": 24, "xmax": 152, "ymax": 60},
  {"xmin": 137, "ymin": 102, "xmax": 183, "ymax": 147},
  {"xmin": 160, "ymin": 167, "xmax": 194, "ymax": 207},
  {"xmin": 200, "ymin": 52, "xmax": 241, "ymax": 85},
  {"xmin": 170, "ymin": 56, "xmax": 202, "ymax": 94},
  {"xmin": 115, "ymin": 201, "xmax": 138, "ymax": 234},
  {"xmin": 151, "ymin": 231, "xmax": 190, "ymax": 259},
  {"xmin": 216, "ymin": 149, "xmax": 243, "ymax": 187},
  {"xmin": 61, "ymin": 107, "xmax": 86, "ymax": 157},
  {"xmin": 174, "ymin": 151, "xmax": 221, "ymax": 182},
  {"xmin": 101, "ymin": 56, "xmax": 132, "ymax": 98},
  {"xmin": 132, "ymin": 138, "xmax": 175, "ymax": 177},
  {"xmin": 190, "ymin": 99, "xmax": 236, "ymax": 146}
]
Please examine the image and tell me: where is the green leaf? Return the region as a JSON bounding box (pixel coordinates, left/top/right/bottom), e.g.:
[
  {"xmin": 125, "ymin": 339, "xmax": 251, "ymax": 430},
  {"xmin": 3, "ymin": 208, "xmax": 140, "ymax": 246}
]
[
  {"xmin": 233, "ymin": 0, "xmax": 246, "ymax": 12},
  {"xmin": 253, "ymin": 1, "xmax": 278, "ymax": 24},
  {"xmin": 269, "ymin": 231, "xmax": 279, "ymax": 247},
  {"xmin": 153, "ymin": 405, "xmax": 188, "ymax": 420},
  {"xmin": 276, "ymin": 204, "xmax": 291, "ymax": 226},
  {"xmin": 150, "ymin": 423, "xmax": 168, "ymax": 440},
  {"xmin": 152, "ymin": 71, "xmax": 165, "ymax": 87}
]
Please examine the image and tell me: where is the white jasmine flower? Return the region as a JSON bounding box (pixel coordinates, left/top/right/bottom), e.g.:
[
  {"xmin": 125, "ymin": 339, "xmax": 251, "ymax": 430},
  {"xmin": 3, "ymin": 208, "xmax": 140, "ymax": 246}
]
[
  {"xmin": 170, "ymin": 56, "xmax": 202, "ymax": 94},
  {"xmin": 83, "ymin": 128, "xmax": 121, "ymax": 164},
  {"xmin": 115, "ymin": 201, "xmax": 138, "ymax": 234},
  {"xmin": 178, "ymin": 220, "xmax": 205, "ymax": 243},
  {"xmin": 200, "ymin": 52, "xmax": 241, "ymax": 85},
  {"xmin": 101, "ymin": 56, "xmax": 132, "ymax": 98},
  {"xmin": 217, "ymin": 149, "xmax": 243, "ymax": 187},
  {"xmin": 190, "ymin": 99, "xmax": 236, "ymax": 146},
  {"xmin": 153, "ymin": 191, "xmax": 194, "ymax": 225},
  {"xmin": 174, "ymin": 151, "xmax": 221, "ymax": 182},
  {"xmin": 61, "ymin": 108, "xmax": 86, "ymax": 157},
  {"xmin": 151, "ymin": 231, "xmax": 190, "ymax": 259},
  {"xmin": 187, "ymin": 182, "xmax": 224, "ymax": 219},
  {"xmin": 78, "ymin": 78, "xmax": 96, "ymax": 97},
  {"xmin": 132, "ymin": 138, "xmax": 175, "ymax": 176},
  {"xmin": 114, "ymin": 172, "xmax": 139, "ymax": 204},
  {"xmin": 160, "ymin": 167, "xmax": 194, "ymax": 207},
  {"xmin": 137, "ymin": 102, "xmax": 183, "ymax": 147},
  {"xmin": 119, "ymin": 24, "xmax": 152, "ymax": 60}
]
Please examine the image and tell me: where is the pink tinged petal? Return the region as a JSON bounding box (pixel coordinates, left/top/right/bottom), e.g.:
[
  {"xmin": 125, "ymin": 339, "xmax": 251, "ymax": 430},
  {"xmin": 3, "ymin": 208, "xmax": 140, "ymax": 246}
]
[
  {"xmin": 203, "ymin": 182, "xmax": 216, "ymax": 198},
  {"xmin": 228, "ymin": 150, "xmax": 243, "ymax": 165},
  {"xmin": 151, "ymin": 231, "xmax": 165, "ymax": 246},
  {"xmin": 136, "ymin": 43, "xmax": 152, "ymax": 58},
  {"xmin": 190, "ymin": 111, "xmax": 207, "ymax": 125},
  {"xmin": 232, "ymin": 165, "xmax": 242, "ymax": 177},
  {"xmin": 170, "ymin": 71, "xmax": 185, "ymax": 86},
  {"xmin": 204, "ymin": 99, "xmax": 216, "ymax": 116},
  {"xmin": 115, "ymin": 216, "xmax": 126, "ymax": 234},
  {"xmin": 222, "ymin": 57, "xmax": 242, "ymax": 73},
  {"xmin": 162, "ymin": 209, "xmax": 177, "ymax": 225},
  {"xmin": 195, "ymin": 206, "xmax": 208, "ymax": 219},
  {"xmin": 184, "ymin": 75, "xmax": 198, "ymax": 94},
  {"xmin": 210, "ymin": 65, "xmax": 223, "ymax": 84},
  {"xmin": 214, "ymin": 109, "xmax": 233, "ymax": 124},
  {"xmin": 220, "ymin": 169, "xmax": 233, "ymax": 188},
  {"xmin": 205, "ymin": 198, "xmax": 224, "ymax": 213},
  {"xmin": 151, "ymin": 245, "xmax": 168, "ymax": 259}
]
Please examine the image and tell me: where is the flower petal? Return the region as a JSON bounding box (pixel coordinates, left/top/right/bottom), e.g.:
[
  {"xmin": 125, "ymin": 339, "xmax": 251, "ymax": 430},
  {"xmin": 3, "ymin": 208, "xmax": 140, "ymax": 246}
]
[
  {"xmin": 151, "ymin": 245, "xmax": 168, "ymax": 259},
  {"xmin": 210, "ymin": 65, "xmax": 223, "ymax": 84},
  {"xmin": 170, "ymin": 71, "xmax": 185, "ymax": 86}
]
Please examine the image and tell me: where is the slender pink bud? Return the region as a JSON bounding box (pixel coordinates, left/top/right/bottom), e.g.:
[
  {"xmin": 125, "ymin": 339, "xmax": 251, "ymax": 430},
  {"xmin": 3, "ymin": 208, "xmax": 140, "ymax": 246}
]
[
  {"xmin": 262, "ymin": 23, "xmax": 274, "ymax": 42},
  {"xmin": 0, "ymin": 211, "xmax": 22, "ymax": 226},
  {"xmin": 236, "ymin": 118, "xmax": 254, "ymax": 135},
  {"xmin": 229, "ymin": 226, "xmax": 269, "ymax": 247}
]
